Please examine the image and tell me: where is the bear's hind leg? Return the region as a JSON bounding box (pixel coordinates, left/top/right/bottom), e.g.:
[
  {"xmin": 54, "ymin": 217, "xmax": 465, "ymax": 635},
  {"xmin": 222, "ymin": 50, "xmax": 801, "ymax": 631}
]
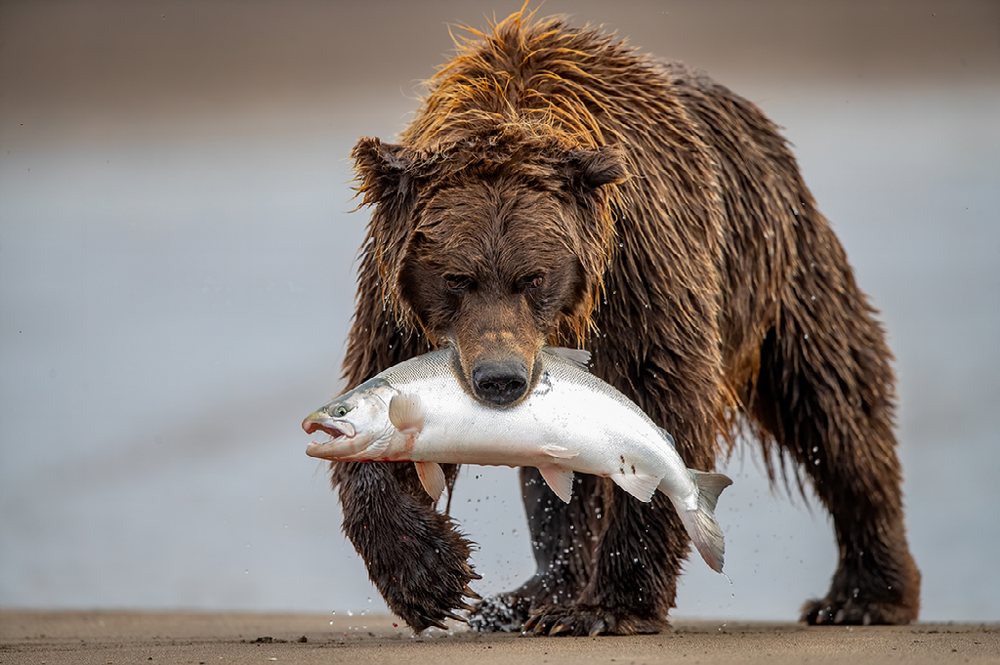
[{"xmin": 750, "ymin": 246, "xmax": 920, "ymax": 625}]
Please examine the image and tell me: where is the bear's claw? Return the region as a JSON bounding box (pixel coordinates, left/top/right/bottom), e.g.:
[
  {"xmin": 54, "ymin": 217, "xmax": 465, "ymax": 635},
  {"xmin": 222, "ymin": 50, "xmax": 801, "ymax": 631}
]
[{"xmin": 523, "ymin": 606, "xmax": 666, "ymax": 637}]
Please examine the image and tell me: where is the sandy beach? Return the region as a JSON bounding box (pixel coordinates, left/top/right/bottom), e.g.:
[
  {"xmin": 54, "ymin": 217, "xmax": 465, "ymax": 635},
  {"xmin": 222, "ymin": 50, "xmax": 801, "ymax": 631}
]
[{"xmin": 2, "ymin": 611, "xmax": 998, "ymax": 665}]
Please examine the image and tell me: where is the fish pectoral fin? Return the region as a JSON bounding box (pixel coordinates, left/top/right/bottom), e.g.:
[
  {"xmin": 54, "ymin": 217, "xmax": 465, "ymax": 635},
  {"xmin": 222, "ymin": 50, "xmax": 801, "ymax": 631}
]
[
  {"xmin": 541, "ymin": 443, "xmax": 580, "ymax": 459},
  {"xmin": 610, "ymin": 469, "xmax": 660, "ymax": 503},
  {"xmin": 538, "ymin": 466, "xmax": 575, "ymax": 503},
  {"xmin": 388, "ymin": 393, "xmax": 424, "ymax": 435},
  {"xmin": 414, "ymin": 461, "xmax": 446, "ymax": 502}
]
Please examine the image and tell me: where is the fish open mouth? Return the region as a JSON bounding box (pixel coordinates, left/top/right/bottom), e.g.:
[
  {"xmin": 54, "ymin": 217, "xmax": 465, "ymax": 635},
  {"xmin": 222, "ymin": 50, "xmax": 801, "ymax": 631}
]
[
  {"xmin": 302, "ymin": 415, "xmax": 361, "ymax": 461},
  {"xmin": 301, "ymin": 418, "xmax": 356, "ymax": 440}
]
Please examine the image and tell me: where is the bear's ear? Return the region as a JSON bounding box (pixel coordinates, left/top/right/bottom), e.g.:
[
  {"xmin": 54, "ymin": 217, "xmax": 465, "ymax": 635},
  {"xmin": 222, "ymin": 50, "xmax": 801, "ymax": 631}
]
[
  {"xmin": 351, "ymin": 136, "xmax": 420, "ymax": 205},
  {"xmin": 350, "ymin": 137, "xmax": 426, "ymax": 326},
  {"xmin": 565, "ymin": 145, "xmax": 627, "ymax": 191}
]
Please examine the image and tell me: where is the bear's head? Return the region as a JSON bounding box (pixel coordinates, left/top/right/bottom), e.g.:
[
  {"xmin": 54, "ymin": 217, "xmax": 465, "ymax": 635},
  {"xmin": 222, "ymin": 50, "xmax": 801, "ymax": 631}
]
[{"xmin": 351, "ymin": 126, "xmax": 625, "ymax": 406}]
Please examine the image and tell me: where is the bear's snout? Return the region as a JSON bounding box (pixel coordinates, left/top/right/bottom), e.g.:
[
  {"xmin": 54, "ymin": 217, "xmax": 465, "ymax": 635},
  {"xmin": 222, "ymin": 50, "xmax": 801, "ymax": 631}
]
[{"xmin": 472, "ymin": 360, "xmax": 529, "ymax": 406}]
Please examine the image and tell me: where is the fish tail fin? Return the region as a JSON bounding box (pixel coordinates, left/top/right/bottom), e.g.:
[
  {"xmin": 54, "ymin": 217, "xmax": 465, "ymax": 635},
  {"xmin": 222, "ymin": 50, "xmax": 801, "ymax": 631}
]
[{"xmin": 675, "ymin": 470, "xmax": 733, "ymax": 573}]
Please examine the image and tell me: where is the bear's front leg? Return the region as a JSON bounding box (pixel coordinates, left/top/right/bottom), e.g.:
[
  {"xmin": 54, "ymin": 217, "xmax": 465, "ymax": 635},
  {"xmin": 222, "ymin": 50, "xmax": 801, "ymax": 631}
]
[{"xmin": 333, "ymin": 460, "xmax": 480, "ymax": 632}]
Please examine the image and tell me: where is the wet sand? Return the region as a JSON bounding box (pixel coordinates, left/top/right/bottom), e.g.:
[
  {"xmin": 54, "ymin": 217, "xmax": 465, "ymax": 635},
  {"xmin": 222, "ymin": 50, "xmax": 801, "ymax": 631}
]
[{"xmin": 1, "ymin": 611, "xmax": 997, "ymax": 665}]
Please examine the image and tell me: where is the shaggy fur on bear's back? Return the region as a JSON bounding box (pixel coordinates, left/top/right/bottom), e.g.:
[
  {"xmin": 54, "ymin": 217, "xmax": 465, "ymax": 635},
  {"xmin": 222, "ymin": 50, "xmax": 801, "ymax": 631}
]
[{"xmin": 333, "ymin": 9, "xmax": 919, "ymax": 635}]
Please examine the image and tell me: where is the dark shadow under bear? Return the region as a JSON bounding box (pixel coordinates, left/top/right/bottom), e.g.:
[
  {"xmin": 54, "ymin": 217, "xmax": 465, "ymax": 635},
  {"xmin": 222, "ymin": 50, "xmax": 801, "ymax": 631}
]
[{"xmin": 331, "ymin": 9, "xmax": 920, "ymax": 635}]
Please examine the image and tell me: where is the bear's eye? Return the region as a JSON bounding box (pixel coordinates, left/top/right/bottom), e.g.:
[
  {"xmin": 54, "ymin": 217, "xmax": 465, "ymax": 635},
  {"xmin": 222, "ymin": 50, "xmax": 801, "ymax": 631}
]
[
  {"xmin": 444, "ymin": 274, "xmax": 473, "ymax": 293},
  {"xmin": 525, "ymin": 275, "xmax": 545, "ymax": 290}
]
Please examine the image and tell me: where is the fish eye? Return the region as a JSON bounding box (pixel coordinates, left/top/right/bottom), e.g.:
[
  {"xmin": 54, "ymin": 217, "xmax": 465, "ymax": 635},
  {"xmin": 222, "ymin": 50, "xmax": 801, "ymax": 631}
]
[{"xmin": 333, "ymin": 405, "xmax": 349, "ymax": 417}]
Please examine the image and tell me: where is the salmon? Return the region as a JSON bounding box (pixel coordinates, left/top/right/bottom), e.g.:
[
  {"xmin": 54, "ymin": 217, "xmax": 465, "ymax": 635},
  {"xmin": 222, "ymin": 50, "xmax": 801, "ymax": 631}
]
[{"xmin": 302, "ymin": 348, "xmax": 733, "ymax": 572}]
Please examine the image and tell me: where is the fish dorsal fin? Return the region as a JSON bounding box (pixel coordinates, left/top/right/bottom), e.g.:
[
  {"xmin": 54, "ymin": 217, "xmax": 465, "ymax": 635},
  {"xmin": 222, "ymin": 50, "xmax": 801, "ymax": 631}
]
[
  {"xmin": 541, "ymin": 443, "xmax": 580, "ymax": 459},
  {"xmin": 388, "ymin": 393, "xmax": 424, "ymax": 435},
  {"xmin": 544, "ymin": 346, "xmax": 591, "ymax": 371},
  {"xmin": 610, "ymin": 467, "xmax": 660, "ymax": 503},
  {"xmin": 414, "ymin": 461, "xmax": 446, "ymax": 502},
  {"xmin": 538, "ymin": 466, "xmax": 575, "ymax": 503}
]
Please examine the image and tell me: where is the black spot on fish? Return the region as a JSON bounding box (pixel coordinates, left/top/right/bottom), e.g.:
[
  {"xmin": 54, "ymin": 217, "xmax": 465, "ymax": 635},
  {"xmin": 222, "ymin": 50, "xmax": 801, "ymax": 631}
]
[
  {"xmin": 631, "ymin": 464, "xmax": 636, "ymax": 474},
  {"xmin": 620, "ymin": 455, "xmax": 625, "ymax": 463},
  {"xmin": 619, "ymin": 467, "xmax": 625, "ymax": 474}
]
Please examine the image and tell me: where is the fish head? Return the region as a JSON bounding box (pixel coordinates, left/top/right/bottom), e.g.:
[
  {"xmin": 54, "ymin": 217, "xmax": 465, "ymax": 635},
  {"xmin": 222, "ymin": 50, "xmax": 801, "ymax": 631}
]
[{"xmin": 302, "ymin": 378, "xmax": 396, "ymax": 460}]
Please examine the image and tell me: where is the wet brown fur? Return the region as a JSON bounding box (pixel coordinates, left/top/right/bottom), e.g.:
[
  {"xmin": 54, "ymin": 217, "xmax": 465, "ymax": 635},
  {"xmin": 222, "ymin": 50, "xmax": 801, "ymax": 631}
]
[{"xmin": 331, "ymin": 8, "xmax": 920, "ymax": 634}]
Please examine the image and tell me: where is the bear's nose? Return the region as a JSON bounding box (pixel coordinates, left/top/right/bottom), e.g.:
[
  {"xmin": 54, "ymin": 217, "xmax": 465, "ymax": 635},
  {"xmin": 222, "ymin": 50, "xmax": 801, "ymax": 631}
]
[{"xmin": 472, "ymin": 361, "xmax": 528, "ymax": 406}]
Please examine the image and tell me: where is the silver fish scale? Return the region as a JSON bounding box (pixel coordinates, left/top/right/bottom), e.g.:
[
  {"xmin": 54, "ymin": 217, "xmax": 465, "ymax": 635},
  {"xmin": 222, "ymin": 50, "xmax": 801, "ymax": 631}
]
[
  {"xmin": 379, "ymin": 348, "xmax": 655, "ymax": 428},
  {"xmin": 377, "ymin": 349, "xmax": 458, "ymax": 386},
  {"xmin": 379, "ymin": 348, "xmax": 676, "ymax": 464}
]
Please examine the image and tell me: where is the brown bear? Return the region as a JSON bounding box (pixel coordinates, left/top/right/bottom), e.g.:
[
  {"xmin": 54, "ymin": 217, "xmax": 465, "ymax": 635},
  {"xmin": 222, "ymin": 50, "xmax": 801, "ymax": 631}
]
[{"xmin": 328, "ymin": 8, "xmax": 920, "ymax": 635}]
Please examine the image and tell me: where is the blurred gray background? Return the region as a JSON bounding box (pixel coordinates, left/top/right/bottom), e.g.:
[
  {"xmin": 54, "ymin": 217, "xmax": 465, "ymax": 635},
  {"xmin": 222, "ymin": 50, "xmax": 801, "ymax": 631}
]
[{"xmin": 1, "ymin": 1, "xmax": 998, "ymax": 623}]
